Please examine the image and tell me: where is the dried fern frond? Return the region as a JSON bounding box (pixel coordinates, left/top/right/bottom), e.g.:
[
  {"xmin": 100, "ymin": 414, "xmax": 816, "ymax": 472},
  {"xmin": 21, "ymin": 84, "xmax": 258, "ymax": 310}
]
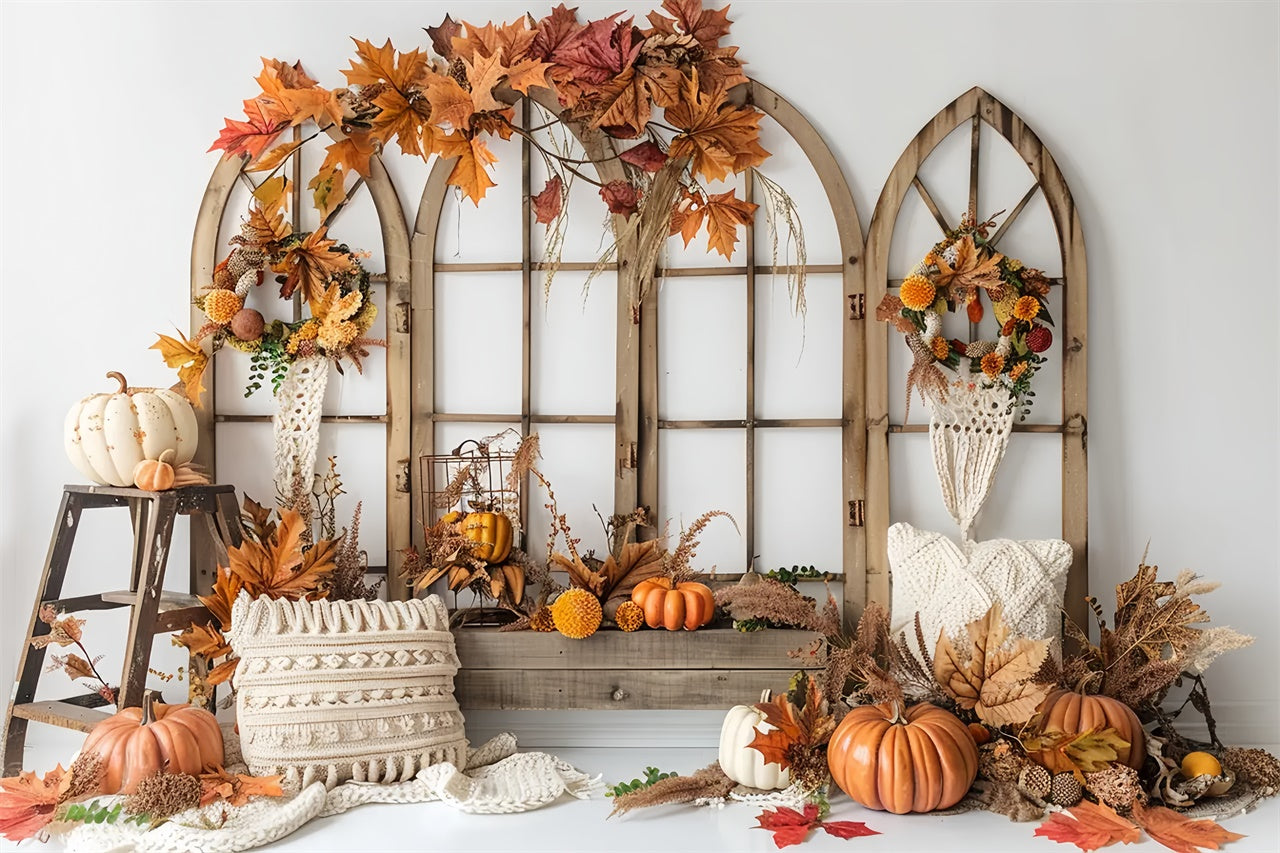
[
  {"xmin": 714, "ymin": 577, "xmax": 828, "ymax": 634},
  {"xmin": 664, "ymin": 510, "xmax": 737, "ymax": 582},
  {"xmin": 608, "ymin": 762, "xmax": 735, "ymax": 817}
]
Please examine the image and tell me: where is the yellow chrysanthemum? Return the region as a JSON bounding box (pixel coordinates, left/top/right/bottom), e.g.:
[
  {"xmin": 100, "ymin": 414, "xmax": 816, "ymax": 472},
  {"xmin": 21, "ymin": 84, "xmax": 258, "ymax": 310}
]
[
  {"xmin": 930, "ymin": 336, "xmax": 951, "ymax": 360},
  {"xmin": 286, "ymin": 320, "xmax": 320, "ymax": 354},
  {"xmin": 981, "ymin": 352, "xmax": 1005, "ymax": 378},
  {"xmin": 1006, "ymin": 257, "xmax": 1023, "ymax": 272},
  {"xmin": 1013, "ymin": 295, "xmax": 1041, "ymax": 322},
  {"xmin": 204, "ymin": 289, "xmax": 243, "ymax": 325},
  {"xmin": 899, "ymin": 275, "xmax": 937, "ymax": 311},
  {"xmin": 1009, "ymin": 361, "xmax": 1028, "ymax": 382},
  {"xmin": 318, "ymin": 320, "xmax": 360, "ymax": 351}
]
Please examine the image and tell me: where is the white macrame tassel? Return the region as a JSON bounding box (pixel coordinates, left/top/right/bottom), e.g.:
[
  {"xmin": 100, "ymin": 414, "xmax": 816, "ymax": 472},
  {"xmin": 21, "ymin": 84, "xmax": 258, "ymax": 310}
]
[
  {"xmin": 926, "ymin": 383, "xmax": 1015, "ymax": 541},
  {"xmin": 272, "ymin": 354, "xmax": 329, "ymax": 497}
]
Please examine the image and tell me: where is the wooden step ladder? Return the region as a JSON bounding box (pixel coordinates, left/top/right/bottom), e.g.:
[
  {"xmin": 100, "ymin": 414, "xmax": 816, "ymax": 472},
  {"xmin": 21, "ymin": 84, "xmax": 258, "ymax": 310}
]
[{"xmin": 3, "ymin": 484, "xmax": 243, "ymax": 776}]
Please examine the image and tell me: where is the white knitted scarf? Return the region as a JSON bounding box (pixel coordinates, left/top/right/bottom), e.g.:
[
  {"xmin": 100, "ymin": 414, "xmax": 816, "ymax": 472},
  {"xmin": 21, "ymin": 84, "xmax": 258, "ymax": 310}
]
[
  {"xmin": 58, "ymin": 732, "xmax": 602, "ymax": 853},
  {"xmin": 272, "ymin": 354, "xmax": 329, "ymax": 497},
  {"xmin": 926, "ymin": 383, "xmax": 1014, "ymax": 540}
]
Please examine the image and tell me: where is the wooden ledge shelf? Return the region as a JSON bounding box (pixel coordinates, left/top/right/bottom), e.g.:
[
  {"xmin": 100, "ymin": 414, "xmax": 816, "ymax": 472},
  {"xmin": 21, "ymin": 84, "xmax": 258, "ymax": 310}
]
[{"xmin": 453, "ymin": 627, "xmax": 820, "ymax": 711}]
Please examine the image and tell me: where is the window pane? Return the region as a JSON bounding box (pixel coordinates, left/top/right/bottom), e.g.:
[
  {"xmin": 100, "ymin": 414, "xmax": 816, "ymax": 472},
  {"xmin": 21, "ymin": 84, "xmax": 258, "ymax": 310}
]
[
  {"xmin": 658, "ymin": 429, "xmax": 748, "ymax": 572},
  {"xmin": 524, "ymin": 424, "xmax": 616, "ymax": 566},
  {"xmin": 531, "ymin": 271, "xmax": 617, "ymax": 416},
  {"xmin": 658, "ymin": 276, "xmax": 746, "ymax": 420},
  {"xmin": 754, "ymin": 428, "xmax": 843, "ymax": 572},
  {"xmin": 755, "ymin": 273, "xmax": 842, "ymax": 419},
  {"xmin": 435, "ymin": 272, "xmax": 523, "ymax": 414}
]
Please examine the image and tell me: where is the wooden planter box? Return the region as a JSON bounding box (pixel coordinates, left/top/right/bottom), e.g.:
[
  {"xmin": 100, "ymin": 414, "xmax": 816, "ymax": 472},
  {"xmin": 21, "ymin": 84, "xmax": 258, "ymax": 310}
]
[{"xmin": 452, "ymin": 627, "xmax": 821, "ymax": 711}]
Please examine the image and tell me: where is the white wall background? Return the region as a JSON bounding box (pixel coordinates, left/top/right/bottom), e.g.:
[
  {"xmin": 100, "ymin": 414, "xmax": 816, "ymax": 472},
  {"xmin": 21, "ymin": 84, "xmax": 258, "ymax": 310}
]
[{"xmin": 2, "ymin": 1, "xmax": 1276, "ymax": 746}]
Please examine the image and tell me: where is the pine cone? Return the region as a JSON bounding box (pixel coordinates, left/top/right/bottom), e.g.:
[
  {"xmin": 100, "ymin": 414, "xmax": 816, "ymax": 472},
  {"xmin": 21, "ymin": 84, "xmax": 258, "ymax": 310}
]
[
  {"xmin": 1049, "ymin": 772, "xmax": 1083, "ymax": 807},
  {"xmin": 1085, "ymin": 765, "xmax": 1145, "ymax": 812},
  {"xmin": 965, "ymin": 340, "xmax": 996, "ymax": 359},
  {"xmin": 1017, "ymin": 764, "xmax": 1051, "ymax": 799}
]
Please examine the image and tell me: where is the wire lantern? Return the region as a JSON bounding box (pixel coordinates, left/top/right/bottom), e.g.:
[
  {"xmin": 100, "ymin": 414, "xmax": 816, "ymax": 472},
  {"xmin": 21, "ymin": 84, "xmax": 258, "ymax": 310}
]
[{"xmin": 419, "ymin": 436, "xmax": 522, "ymax": 530}]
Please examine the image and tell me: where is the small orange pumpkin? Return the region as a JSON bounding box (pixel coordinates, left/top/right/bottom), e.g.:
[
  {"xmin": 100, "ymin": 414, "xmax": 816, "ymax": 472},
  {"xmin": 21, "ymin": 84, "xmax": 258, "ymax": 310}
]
[
  {"xmin": 458, "ymin": 511, "xmax": 513, "ymax": 563},
  {"xmin": 131, "ymin": 449, "xmax": 177, "ymax": 491},
  {"xmin": 80, "ymin": 691, "xmax": 223, "ymax": 794},
  {"xmin": 631, "ymin": 578, "xmax": 715, "ymax": 631},
  {"xmin": 1033, "ymin": 689, "xmax": 1146, "ymax": 771},
  {"xmin": 827, "ymin": 701, "xmax": 978, "ymax": 814}
]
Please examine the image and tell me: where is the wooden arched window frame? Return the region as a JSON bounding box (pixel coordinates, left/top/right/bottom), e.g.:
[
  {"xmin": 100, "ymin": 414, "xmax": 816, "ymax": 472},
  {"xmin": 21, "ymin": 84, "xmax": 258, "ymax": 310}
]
[
  {"xmin": 408, "ymin": 80, "xmax": 868, "ymax": 614},
  {"xmin": 864, "ymin": 87, "xmax": 1089, "ymax": 629}
]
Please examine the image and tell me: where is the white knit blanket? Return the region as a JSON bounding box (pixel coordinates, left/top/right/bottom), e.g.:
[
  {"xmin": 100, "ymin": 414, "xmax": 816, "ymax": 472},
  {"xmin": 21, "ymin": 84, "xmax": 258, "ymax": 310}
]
[{"xmin": 58, "ymin": 732, "xmax": 602, "ymax": 853}]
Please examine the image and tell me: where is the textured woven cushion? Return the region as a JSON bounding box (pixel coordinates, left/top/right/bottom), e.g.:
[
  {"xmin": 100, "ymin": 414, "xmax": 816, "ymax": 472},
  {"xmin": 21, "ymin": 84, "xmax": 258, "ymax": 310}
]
[
  {"xmin": 228, "ymin": 593, "xmax": 467, "ymax": 789},
  {"xmin": 888, "ymin": 522, "xmax": 1072, "ymax": 654}
]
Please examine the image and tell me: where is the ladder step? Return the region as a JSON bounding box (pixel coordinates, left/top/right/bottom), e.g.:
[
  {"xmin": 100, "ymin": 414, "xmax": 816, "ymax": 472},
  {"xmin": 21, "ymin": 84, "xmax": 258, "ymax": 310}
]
[
  {"xmin": 41, "ymin": 593, "xmax": 131, "ymax": 613},
  {"xmin": 11, "ymin": 701, "xmax": 112, "ymax": 732},
  {"xmin": 100, "ymin": 590, "xmax": 203, "ymax": 611}
]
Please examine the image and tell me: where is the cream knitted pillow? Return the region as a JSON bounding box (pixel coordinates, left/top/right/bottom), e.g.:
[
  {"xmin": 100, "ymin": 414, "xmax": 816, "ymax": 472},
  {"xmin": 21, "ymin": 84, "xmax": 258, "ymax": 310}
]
[
  {"xmin": 228, "ymin": 593, "xmax": 468, "ymax": 789},
  {"xmin": 888, "ymin": 522, "xmax": 1072, "ymax": 655}
]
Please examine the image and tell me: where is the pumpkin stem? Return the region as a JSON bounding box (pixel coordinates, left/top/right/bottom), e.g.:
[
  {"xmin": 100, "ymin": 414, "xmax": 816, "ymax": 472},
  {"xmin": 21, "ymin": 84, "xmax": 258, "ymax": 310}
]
[
  {"xmin": 140, "ymin": 690, "xmax": 160, "ymax": 726},
  {"xmin": 1074, "ymin": 670, "xmax": 1104, "ymax": 695},
  {"xmin": 106, "ymin": 371, "xmax": 129, "ymax": 394},
  {"xmin": 759, "ymin": 689, "xmax": 772, "ymax": 704},
  {"xmin": 158, "ymin": 449, "xmax": 177, "ymax": 465},
  {"xmin": 886, "ymin": 700, "xmax": 906, "ymax": 725}
]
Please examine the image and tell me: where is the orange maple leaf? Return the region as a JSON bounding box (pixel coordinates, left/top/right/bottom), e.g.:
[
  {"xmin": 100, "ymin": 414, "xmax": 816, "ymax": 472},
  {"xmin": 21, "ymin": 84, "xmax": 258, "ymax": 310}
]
[
  {"xmin": 199, "ymin": 768, "xmax": 284, "ymax": 808},
  {"xmin": 1034, "ymin": 800, "xmax": 1141, "ymax": 851},
  {"xmin": 934, "ymin": 234, "xmax": 1005, "ymax": 301},
  {"xmin": 273, "ymin": 227, "xmax": 356, "ymax": 310},
  {"xmin": 238, "ymin": 201, "xmax": 292, "ymax": 247},
  {"xmin": 438, "ymin": 132, "xmax": 498, "ymax": 204},
  {"xmin": 209, "ymin": 98, "xmax": 287, "ymax": 160},
  {"xmin": 1132, "ymin": 802, "xmax": 1246, "ymax": 853},
  {"xmin": 255, "ymin": 58, "xmax": 341, "ymax": 128},
  {"xmin": 702, "ymin": 190, "xmax": 758, "ymax": 258},
  {"xmin": 645, "ymin": 0, "xmax": 733, "ymax": 49},
  {"xmin": 150, "ymin": 330, "xmax": 209, "ymax": 407},
  {"xmin": 308, "ymin": 163, "xmax": 347, "ymax": 221},
  {"xmin": 0, "ymin": 766, "xmax": 69, "ymax": 842},
  {"xmin": 748, "ymin": 672, "xmax": 834, "ymax": 772},
  {"xmin": 321, "ymin": 134, "xmax": 376, "ymax": 179},
  {"xmin": 371, "ymin": 85, "xmax": 435, "ymax": 158},
  {"xmin": 244, "ymin": 140, "xmax": 304, "ymax": 175},
  {"xmin": 343, "ymin": 39, "xmax": 429, "ymax": 90},
  {"xmin": 665, "ymin": 78, "xmax": 768, "ymax": 182},
  {"xmin": 426, "ymin": 74, "xmax": 479, "ymax": 133},
  {"xmin": 668, "ymin": 188, "xmax": 706, "ymax": 247},
  {"xmin": 226, "ymin": 509, "xmax": 337, "ymax": 600}
]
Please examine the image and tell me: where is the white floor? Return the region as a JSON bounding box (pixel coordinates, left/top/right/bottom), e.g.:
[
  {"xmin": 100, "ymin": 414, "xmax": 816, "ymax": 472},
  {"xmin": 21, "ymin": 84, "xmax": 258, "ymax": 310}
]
[{"xmin": 5, "ymin": 726, "xmax": 1279, "ymax": 853}]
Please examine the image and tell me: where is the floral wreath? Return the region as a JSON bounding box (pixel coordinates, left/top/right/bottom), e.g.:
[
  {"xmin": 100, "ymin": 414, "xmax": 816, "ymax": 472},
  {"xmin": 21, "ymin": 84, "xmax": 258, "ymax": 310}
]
[
  {"xmin": 877, "ymin": 214, "xmax": 1054, "ymax": 416},
  {"xmin": 154, "ymin": 197, "xmax": 382, "ymax": 402}
]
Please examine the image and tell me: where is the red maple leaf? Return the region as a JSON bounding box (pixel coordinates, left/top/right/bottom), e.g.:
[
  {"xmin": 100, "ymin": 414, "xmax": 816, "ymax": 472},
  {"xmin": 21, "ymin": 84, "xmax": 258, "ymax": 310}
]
[
  {"xmin": 1035, "ymin": 800, "xmax": 1141, "ymax": 851},
  {"xmin": 530, "ymin": 3, "xmax": 583, "ymax": 60},
  {"xmin": 552, "ymin": 15, "xmax": 642, "ymax": 86},
  {"xmin": 823, "ymin": 820, "xmax": 881, "ymax": 840},
  {"xmin": 209, "ymin": 98, "xmax": 287, "ymax": 159},
  {"xmin": 756, "ymin": 804, "xmax": 879, "ymax": 849}
]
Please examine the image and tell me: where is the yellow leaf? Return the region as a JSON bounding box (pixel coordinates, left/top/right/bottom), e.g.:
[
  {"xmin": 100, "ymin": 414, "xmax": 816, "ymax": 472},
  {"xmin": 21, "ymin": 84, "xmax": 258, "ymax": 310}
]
[
  {"xmin": 308, "ymin": 163, "xmax": 347, "ymax": 221},
  {"xmin": 150, "ymin": 330, "xmax": 208, "ymax": 407},
  {"xmin": 933, "ymin": 601, "xmax": 1051, "ymax": 726},
  {"xmin": 245, "ymin": 141, "xmax": 303, "ymax": 174},
  {"xmin": 250, "ymin": 176, "xmax": 291, "ymax": 213},
  {"xmin": 321, "ymin": 134, "xmax": 376, "ymax": 179}
]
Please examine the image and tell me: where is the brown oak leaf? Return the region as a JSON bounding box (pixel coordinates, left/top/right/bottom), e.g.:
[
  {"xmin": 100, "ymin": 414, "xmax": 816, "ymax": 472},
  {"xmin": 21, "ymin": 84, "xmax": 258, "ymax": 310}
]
[
  {"xmin": 426, "ymin": 14, "xmax": 463, "ymax": 61},
  {"xmin": 1034, "ymin": 800, "xmax": 1141, "ymax": 851},
  {"xmin": 933, "ymin": 601, "xmax": 1051, "ymax": 726},
  {"xmin": 1131, "ymin": 802, "xmax": 1246, "ymax": 853}
]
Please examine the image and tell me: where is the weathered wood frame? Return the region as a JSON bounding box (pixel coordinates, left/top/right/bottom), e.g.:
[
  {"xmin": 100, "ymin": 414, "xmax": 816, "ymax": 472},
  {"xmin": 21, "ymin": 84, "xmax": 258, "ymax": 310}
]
[
  {"xmin": 864, "ymin": 87, "xmax": 1089, "ymax": 629},
  {"xmin": 189, "ymin": 130, "xmax": 413, "ymax": 598},
  {"xmin": 410, "ymin": 81, "xmax": 866, "ymax": 710}
]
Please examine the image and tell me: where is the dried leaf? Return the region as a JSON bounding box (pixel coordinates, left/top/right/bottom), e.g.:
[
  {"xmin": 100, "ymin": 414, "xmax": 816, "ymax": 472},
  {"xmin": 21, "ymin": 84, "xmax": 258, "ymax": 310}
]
[
  {"xmin": 550, "ymin": 552, "xmax": 605, "ymax": 598},
  {"xmin": 599, "ymin": 179, "xmax": 642, "ymax": 217},
  {"xmin": 749, "ymin": 671, "xmax": 835, "ymax": 771},
  {"xmin": 619, "ymin": 140, "xmax": 668, "ymax": 172},
  {"xmin": 756, "ymin": 804, "xmax": 818, "ymax": 848},
  {"xmin": 552, "ymin": 14, "xmax": 642, "ymax": 88},
  {"xmin": 208, "ymin": 98, "xmax": 286, "ymax": 160},
  {"xmin": 1132, "ymin": 802, "xmax": 1246, "ymax": 853},
  {"xmin": 198, "ymin": 768, "xmax": 284, "ymax": 808},
  {"xmin": 822, "ymin": 819, "xmax": 882, "ymax": 840},
  {"xmin": 532, "ymin": 175, "xmax": 564, "ymax": 225},
  {"xmin": 1022, "ymin": 728, "xmax": 1131, "ymax": 777},
  {"xmin": 600, "ymin": 540, "xmax": 665, "ymax": 602},
  {"xmin": 933, "ymin": 602, "xmax": 1050, "ymax": 726},
  {"xmin": 437, "ymin": 132, "xmax": 498, "ymax": 204},
  {"xmin": 0, "ymin": 766, "xmax": 69, "ymax": 841},
  {"xmin": 150, "ymin": 331, "xmax": 208, "ymax": 407},
  {"xmin": 226, "ymin": 509, "xmax": 336, "ymax": 600},
  {"xmin": 702, "ymin": 190, "xmax": 758, "ymax": 258},
  {"xmin": 273, "ymin": 227, "xmax": 355, "ymax": 311},
  {"xmin": 934, "ymin": 234, "xmax": 1004, "ymax": 300},
  {"xmin": 646, "ymin": 0, "xmax": 734, "ymax": 48},
  {"xmin": 321, "ymin": 134, "xmax": 376, "ymax": 179},
  {"xmin": 608, "ymin": 762, "xmax": 733, "ymax": 816},
  {"xmin": 1034, "ymin": 800, "xmax": 1142, "ymax": 850},
  {"xmin": 666, "ymin": 77, "xmax": 768, "ymax": 181},
  {"xmin": 426, "ymin": 14, "xmax": 463, "ymax": 60}
]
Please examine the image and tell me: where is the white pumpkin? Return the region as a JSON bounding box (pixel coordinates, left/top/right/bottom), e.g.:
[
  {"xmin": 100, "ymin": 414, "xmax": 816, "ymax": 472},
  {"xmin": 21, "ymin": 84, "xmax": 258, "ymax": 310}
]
[
  {"xmin": 718, "ymin": 689, "xmax": 791, "ymax": 790},
  {"xmin": 65, "ymin": 372, "xmax": 198, "ymax": 487}
]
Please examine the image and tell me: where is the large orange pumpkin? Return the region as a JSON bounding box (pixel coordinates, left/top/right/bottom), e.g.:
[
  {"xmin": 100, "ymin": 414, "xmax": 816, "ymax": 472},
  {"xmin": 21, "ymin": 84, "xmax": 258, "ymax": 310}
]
[
  {"xmin": 80, "ymin": 692, "xmax": 223, "ymax": 794},
  {"xmin": 827, "ymin": 702, "xmax": 978, "ymax": 814},
  {"xmin": 631, "ymin": 578, "xmax": 715, "ymax": 631},
  {"xmin": 1033, "ymin": 689, "xmax": 1147, "ymax": 771}
]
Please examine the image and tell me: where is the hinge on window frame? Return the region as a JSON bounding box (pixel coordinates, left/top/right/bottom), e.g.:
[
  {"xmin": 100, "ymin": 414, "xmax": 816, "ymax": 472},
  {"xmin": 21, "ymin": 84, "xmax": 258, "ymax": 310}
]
[
  {"xmin": 395, "ymin": 459, "xmax": 411, "ymax": 493},
  {"xmin": 618, "ymin": 441, "xmax": 638, "ymax": 474},
  {"xmin": 848, "ymin": 499, "xmax": 865, "ymax": 527},
  {"xmin": 848, "ymin": 293, "xmax": 865, "ymax": 321},
  {"xmin": 394, "ymin": 302, "xmax": 411, "ymax": 334}
]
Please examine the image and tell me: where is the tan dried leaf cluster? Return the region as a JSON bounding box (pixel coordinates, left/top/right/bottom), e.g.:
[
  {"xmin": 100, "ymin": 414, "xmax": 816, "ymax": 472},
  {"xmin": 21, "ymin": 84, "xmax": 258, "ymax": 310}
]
[
  {"xmin": 934, "ymin": 602, "xmax": 1051, "ymax": 727},
  {"xmin": 608, "ymin": 762, "xmax": 735, "ymax": 817}
]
